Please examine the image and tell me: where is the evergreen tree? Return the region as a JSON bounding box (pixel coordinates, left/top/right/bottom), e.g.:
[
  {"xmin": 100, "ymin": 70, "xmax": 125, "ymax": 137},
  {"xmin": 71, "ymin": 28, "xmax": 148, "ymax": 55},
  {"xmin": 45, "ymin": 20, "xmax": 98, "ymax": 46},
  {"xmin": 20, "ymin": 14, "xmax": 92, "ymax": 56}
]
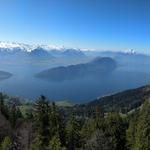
[
  {"xmin": 50, "ymin": 102, "xmax": 67, "ymax": 146},
  {"xmin": 9, "ymin": 104, "xmax": 17, "ymax": 128},
  {"xmin": 57, "ymin": 110, "xmax": 66, "ymax": 147},
  {"xmin": 50, "ymin": 102, "xmax": 59, "ymax": 136},
  {"xmin": 81, "ymin": 118, "xmax": 96, "ymax": 147},
  {"xmin": 0, "ymin": 93, "xmax": 9, "ymax": 119},
  {"xmin": 105, "ymin": 112, "xmax": 126, "ymax": 150},
  {"xmin": 85, "ymin": 129, "xmax": 114, "ymax": 150},
  {"xmin": 33, "ymin": 95, "xmax": 51, "ymax": 149},
  {"xmin": 66, "ymin": 114, "xmax": 81, "ymax": 150},
  {"xmin": 0, "ymin": 92, "xmax": 4, "ymax": 113},
  {"xmin": 93, "ymin": 107, "xmax": 105, "ymax": 130},
  {"xmin": 30, "ymin": 134, "xmax": 45, "ymax": 150},
  {"xmin": 1, "ymin": 136, "xmax": 12, "ymax": 150},
  {"xmin": 126, "ymin": 110, "xmax": 139, "ymax": 149},
  {"xmin": 132, "ymin": 100, "xmax": 150, "ymax": 150},
  {"xmin": 48, "ymin": 136, "xmax": 67, "ymax": 150},
  {"xmin": 9, "ymin": 102, "xmax": 22, "ymax": 128}
]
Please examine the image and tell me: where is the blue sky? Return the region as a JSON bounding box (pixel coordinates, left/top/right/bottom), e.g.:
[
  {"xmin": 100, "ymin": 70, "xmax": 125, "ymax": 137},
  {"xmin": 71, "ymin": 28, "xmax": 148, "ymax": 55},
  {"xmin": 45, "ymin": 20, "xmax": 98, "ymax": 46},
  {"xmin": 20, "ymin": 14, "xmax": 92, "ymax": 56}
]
[{"xmin": 0, "ymin": 0, "xmax": 150, "ymax": 53}]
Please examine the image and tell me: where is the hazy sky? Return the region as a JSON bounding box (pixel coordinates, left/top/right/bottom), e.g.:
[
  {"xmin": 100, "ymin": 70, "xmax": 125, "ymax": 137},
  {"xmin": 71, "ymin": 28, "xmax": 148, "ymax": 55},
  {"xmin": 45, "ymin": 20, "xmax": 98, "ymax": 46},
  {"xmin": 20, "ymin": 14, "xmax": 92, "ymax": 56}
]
[{"xmin": 0, "ymin": 0, "xmax": 150, "ymax": 53}]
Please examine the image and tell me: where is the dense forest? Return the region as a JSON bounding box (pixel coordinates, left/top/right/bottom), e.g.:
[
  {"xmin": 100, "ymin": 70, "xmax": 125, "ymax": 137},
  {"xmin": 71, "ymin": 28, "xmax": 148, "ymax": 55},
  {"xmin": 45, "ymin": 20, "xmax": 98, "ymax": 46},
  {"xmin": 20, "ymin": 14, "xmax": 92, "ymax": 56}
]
[{"xmin": 0, "ymin": 85, "xmax": 149, "ymax": 150}]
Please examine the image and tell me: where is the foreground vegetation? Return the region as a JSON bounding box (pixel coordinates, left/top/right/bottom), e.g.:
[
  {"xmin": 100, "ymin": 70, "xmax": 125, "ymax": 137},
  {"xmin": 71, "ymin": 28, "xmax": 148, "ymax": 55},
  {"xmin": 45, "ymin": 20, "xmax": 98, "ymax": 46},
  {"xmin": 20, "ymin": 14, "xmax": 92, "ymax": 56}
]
[{"xmin": 0, "ymin": 87, "xmax": 149, "ymax": 150}]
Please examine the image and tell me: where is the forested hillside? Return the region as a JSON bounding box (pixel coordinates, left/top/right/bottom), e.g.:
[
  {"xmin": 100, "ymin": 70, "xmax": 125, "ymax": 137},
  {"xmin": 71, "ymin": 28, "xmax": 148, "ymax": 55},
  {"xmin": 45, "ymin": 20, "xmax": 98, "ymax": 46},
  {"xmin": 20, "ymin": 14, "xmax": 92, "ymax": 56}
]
[
  {"xmin": 71, "ymin": 85, "xmax": 150, "ymax": 116},
  {"xmin": 0, "ymin": 86, "xmax": 149, "ymax": 150}
]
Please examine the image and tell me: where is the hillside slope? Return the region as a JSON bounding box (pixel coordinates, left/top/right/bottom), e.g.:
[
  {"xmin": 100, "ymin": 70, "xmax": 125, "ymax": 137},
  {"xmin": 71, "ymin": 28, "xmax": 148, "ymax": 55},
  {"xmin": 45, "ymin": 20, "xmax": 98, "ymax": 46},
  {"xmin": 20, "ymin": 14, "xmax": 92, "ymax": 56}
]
[{"xmin": 72, "ymin": 85, "xmax": 150, "ymax": 114}]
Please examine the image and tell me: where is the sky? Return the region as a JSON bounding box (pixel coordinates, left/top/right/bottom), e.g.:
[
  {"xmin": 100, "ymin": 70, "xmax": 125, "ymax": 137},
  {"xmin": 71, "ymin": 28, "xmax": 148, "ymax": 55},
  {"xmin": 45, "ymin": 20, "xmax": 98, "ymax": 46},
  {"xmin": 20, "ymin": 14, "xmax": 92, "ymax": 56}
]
[{"xmin": 0, "ymin": 0, "xmax": 150, "ymax": 53}]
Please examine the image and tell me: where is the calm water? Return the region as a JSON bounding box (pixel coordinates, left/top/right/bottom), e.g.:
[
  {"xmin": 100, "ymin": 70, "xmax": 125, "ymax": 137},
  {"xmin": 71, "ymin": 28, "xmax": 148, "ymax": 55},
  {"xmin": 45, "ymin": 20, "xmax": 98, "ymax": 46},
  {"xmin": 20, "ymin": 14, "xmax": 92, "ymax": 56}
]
[{"xmin": 0, "ymin": 61, "xmax": 150, "ymax": 103}]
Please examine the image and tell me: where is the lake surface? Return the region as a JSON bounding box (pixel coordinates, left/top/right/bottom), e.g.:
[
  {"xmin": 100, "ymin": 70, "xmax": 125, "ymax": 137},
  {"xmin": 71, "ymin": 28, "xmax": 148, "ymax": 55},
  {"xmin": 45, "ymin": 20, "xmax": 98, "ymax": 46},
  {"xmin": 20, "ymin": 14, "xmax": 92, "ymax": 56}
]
[{"xmin": 0, "ymin": 60, "xmax": 150, "ymax": 103}]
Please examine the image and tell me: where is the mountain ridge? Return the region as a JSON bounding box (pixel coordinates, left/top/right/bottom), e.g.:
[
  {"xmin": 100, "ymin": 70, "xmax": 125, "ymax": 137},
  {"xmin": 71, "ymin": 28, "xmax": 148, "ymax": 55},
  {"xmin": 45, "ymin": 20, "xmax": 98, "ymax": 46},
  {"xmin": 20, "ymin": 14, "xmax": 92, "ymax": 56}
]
[
  {"xmin": 35, "ymin": 57, "xmax": 117, "ymax": 81},
  {"xmin": 71, "ymin": 85, "xmax": 150, "ymax": 115}
]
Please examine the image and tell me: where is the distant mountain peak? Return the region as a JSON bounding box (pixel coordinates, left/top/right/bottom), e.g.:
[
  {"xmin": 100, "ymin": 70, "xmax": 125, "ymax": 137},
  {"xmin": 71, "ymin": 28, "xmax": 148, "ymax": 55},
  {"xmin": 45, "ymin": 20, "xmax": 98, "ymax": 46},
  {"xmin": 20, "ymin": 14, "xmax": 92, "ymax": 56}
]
[
  {"xmin": 0, "ymin": 41, "xmax": 83, "ymax": 53},
  {"xmin": 29, "ymin": 47, "xmax": 54, "ymax": 58},
  {"xmin": 125, "ymin": 49, "xmax": 136, "ymax": 55},
  {"xmin": 61, "ymin": 48, "xmax": 85, "ymax": 57},
  {"xmin": 0, "ymin": 41, "xmax": 33, "ymax": 52}
]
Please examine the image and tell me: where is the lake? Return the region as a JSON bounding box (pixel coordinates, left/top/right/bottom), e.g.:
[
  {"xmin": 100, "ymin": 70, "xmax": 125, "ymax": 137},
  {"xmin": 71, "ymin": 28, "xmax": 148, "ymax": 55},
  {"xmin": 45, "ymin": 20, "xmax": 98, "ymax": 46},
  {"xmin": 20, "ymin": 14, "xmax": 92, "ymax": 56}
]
[{"xmin": 0, "ymin": 62, "xmax": 150, "ymax": 103}]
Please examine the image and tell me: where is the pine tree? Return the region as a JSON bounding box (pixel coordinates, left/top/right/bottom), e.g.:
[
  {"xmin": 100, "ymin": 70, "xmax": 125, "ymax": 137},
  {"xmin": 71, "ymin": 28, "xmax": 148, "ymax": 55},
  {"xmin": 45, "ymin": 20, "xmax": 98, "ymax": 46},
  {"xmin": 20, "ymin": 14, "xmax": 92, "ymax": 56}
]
[
  {"xmin": 33, "ymin": 95, "xmax": 51, "ymax": 149},
  {"xmin": 66, "ymin": 114, "xmax": 81, "ymax": 150},
  {"xmin": 81, "ymin": 118, "xmax": 97, "ymax": 148},
  {"xmin": 0, "ymin": 93, "xmax": 9, "ymax": 119},
  {"xmin": 132, "ymin": 100, "xmax": 150, "ymax": 150},
  {"xmin": 105, "ymin": 112, "xmax": 126, "ymax": 150},
  {"xmin": 49, "ymin": 102, "xmax": 67, "ymax": 147},
  {"xmin": 84, "ymin": 129, "xmax": 114, "ymax": 150},
  {"xmin": 57, "ymin": 110, "xmax": 66, "ymax": 147},
  {"xmin": 1, "ymin": 136, "xmax": 12, "ymax": 150},
  {"xmin": 48, "ymin": 136, "xmax": 67, "ymax": 150},
  {"xmin": 0, "ymin": 92, "xmax": 4, "ymax": 113},
  {"xmin": 30, "ymin": 134, "xmax": 45, "ymax": 150},
  {"xmin": 93, "ymin": 107, "xmax": 104, "ymax": 130},
  {"xmin": 9, "ymin": 104, "xmax": 17, "ymax": 128},
  {"xmin": 126, "ymin": 110, "xmax": 139, "ymax": 149},
  {"xmin": 50, "ymin": 102, "xmax": 59, "ymax": 136}
]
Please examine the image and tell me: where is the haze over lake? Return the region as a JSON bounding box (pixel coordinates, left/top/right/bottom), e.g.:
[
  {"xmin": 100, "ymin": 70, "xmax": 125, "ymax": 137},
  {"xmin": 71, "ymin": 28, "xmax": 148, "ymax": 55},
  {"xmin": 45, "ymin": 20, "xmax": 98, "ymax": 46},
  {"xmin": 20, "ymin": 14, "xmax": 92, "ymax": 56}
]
[{"xmin": 0, "ymin": 48, "xmax": 149, "ymax": 103}]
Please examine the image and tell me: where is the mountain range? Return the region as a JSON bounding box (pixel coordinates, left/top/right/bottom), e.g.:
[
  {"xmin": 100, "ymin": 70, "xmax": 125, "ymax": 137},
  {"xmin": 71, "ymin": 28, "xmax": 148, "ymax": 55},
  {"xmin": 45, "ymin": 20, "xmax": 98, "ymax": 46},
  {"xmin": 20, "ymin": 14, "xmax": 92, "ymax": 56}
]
[
  {"xmin": 0, "ymin": 41, "xmax": 86, "ymax": 58},
  {"xmin": 0, "ymin": 42, "xmax": 149, "ymax": 68}
]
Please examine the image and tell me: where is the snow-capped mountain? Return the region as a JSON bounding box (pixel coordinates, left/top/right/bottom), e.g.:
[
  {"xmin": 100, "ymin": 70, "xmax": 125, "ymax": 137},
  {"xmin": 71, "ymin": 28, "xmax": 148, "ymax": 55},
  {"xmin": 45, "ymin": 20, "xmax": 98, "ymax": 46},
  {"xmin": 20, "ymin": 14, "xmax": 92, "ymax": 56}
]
[
  {"xmin": 0, "ymin": 41, "xmax": 33, "ymax": 52},
  {"xmin": 0, "ymin": 41, "xmax": 61, "ymax": 52},
  {"xmin": 0, "ymin": 41, "xmax": 86, "ymax": 58},
  {"xmin": 125, "ymin": 49, "xmax": 136, "ymax": 55},
  {"xmin": 29, "ymin": 47, "xmax": 54, "ymax": 58},
  {"xmin": 0, "ymin": 42, "xmax": 79, "ymax": 51}
]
